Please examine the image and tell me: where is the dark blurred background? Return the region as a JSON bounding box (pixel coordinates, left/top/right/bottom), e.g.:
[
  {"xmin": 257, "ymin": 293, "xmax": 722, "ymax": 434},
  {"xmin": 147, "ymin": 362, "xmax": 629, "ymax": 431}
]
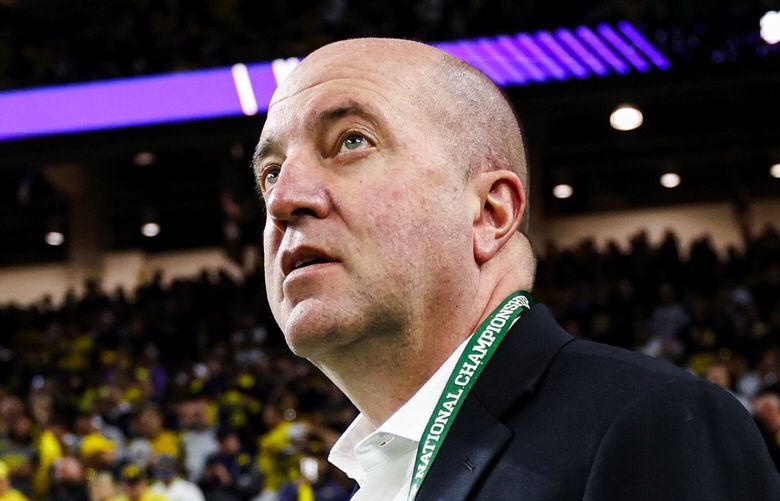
[{"xmin": 0, "ymin": 1, "xmax": 779, "ymax": 500}]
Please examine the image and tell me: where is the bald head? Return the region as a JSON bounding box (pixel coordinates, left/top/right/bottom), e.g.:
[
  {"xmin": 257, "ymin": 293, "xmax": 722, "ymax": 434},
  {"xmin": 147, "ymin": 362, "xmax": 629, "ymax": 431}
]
[
  {"xmin": 420, "ymin": 53, "xmax": 530, "ymax": 232},
  {"xmin": 268, "ymin": 38, "xmax": 530, "ymax": 233}
]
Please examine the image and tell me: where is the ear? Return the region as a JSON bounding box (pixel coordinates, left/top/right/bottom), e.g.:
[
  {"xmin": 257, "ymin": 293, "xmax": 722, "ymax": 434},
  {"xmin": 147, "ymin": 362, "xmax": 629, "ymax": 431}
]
[{"xmin": 471, "ymin": 170, "xmax": 526, "ymax": 265}]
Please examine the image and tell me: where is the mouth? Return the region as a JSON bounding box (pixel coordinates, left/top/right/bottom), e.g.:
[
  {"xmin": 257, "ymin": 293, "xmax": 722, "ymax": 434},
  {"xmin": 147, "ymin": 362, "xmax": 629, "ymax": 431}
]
[{"xmin": 281, "ymin": 247, "xmax": 338, "ymax": 277}]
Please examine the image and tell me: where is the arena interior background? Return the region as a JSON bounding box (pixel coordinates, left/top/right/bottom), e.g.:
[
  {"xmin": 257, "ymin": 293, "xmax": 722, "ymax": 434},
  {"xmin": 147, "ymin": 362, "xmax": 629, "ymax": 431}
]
[{"xmin": 0, "ymin": 1, "xmax": 779, "ymax": 500}]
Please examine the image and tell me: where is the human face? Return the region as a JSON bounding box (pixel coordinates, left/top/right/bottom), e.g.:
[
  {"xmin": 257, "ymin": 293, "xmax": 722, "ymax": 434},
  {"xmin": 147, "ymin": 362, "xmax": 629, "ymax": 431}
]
[{"xmin": 257, "ymin": 45, "xmax": 475, "ymax": 359}]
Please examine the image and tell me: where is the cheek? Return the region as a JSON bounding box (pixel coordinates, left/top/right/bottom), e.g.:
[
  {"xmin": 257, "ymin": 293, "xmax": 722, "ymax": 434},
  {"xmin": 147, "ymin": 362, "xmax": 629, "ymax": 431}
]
[
  {"xmin": 262, "ymin": 222, "xmax": 283, "ymax": 302},
  {"xmin": 262, "ymin": 218, "xmax": 282, "ymax": 264},
  {"xmin": 365, "ymin": 179, "xmax": 469, "ymax": 261}
]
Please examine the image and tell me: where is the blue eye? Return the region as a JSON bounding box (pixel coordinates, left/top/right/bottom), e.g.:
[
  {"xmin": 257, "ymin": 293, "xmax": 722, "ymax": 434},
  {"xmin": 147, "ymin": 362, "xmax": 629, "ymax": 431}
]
[
  {"xmin": 262, "ymin": 167, "xmax": 280, "ymax": 190},
  {"xmin": 340, "ymin": 134, "xmax": 368, "ymax": 152}
]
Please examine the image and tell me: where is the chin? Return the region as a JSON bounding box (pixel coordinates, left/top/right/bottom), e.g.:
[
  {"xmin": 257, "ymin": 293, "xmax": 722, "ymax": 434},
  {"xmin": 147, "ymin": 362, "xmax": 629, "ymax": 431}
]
[
  {"xmin": 280, "ymin": 298, "xmax": 356, "ymax": 358},
  {"xmin": 280, "ymin": 295, "xmax": 406, "ymax": 360}
]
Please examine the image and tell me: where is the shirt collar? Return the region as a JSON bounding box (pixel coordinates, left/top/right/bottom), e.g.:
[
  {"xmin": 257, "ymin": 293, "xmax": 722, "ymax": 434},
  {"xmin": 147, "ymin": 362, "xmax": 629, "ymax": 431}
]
[{"xmin": 328, "ymin": 335, "xmax": 471, "ymax": 482}]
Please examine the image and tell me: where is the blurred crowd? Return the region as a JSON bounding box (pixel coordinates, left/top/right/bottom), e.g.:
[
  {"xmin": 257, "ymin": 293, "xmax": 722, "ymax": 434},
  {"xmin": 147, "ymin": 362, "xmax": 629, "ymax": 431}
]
[
  {"xmin": 1, "ymin": 268, "xmax": 355, "ymax": 501},
  {"xmin": 0, "ymin": 0, "xmax": 774, "ymax": 91},
  {"xmin": 535, "ymin": 224, "xmax": 780, "ymax": 467},
  {"xmin": 1, "ymin": 224, "xmax": 779, "ymax": 500}
]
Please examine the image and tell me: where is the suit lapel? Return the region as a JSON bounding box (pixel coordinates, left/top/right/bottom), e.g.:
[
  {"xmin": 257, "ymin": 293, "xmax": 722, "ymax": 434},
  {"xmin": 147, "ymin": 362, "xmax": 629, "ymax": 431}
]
[
  {"xmin": 413, "ymin": 396, "xmax": 512, "ymax": 500},
  {"xmin": 416, "ymin": 304, "xmax": 574, "ymax": 501}
]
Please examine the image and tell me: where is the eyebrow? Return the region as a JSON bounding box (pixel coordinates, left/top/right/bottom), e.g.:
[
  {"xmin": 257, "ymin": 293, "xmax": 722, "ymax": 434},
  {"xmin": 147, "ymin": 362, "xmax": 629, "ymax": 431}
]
[
  {"xmin": 252, "ymin": 100, "xmax": 382, "ymax": 172},
  {"xmin": 313, "ymin": 100, "xmax": 379, "ymax": 130},
  {"xmin": 252, "ymin": 139, "xmax": 278, "ymax": 174}
]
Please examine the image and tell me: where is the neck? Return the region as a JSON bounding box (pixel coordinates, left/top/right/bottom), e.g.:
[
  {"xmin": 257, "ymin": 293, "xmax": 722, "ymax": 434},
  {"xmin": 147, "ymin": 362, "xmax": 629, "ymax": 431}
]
[
  {"xmin": 313, "ymin": 269, "xmax": 526, "ymax": 427},
  {"xmin": 314, "ymin": 330, "xmax": 459, "ymax": 427}
]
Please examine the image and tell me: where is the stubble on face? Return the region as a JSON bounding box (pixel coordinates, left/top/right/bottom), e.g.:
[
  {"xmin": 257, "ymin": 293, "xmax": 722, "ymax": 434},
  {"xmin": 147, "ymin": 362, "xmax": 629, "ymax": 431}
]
[{"xmin": 259, "ymin": 39, "xmax": 478, "ymax": 365}]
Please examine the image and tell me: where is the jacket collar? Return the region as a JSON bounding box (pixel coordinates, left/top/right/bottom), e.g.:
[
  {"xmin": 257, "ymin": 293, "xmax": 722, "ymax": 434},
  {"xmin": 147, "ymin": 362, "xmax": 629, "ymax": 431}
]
[{"xmin": 415, "ymin": 303, "xmax": 574, "ymax": 501}]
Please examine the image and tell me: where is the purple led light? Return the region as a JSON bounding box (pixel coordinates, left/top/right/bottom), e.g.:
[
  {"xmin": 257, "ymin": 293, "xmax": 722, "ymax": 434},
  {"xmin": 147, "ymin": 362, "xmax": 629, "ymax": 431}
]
[
  {"xmin": 439, "ymin": 41, "xmax": 506, "ymax": 85},
  {"xmin": 488, "ymin": 39, "xmax": 531, "ymax": 85},
  {"xmin": 436, "ymin": 42, "xmax": 467, "ymax": 64},
  {"xmin": 555, "ymin": 28, "xmax": 609, "ymax": 76},
  {"xmin": 576, "ymin": 26, "xmax": 630, "ymax": 74},
  {"xmin": 0, "ymin": 21, "xmax": 669, "ymax": 142},
  {"xmin": 534, "ymin": 31, "xmax": 589, "ymax": 79},
  {"xmin": 476, "ymin": 38, "xmax": 527, "ymax": 85},
  {"xmin": 0, "ymin": 67, "xmax": 244, "ymax": 141},
  {"xmin": 597, "ymin": 23, "xmax": 649, "ymax": 72},
  {"xmin": 432, "ymin": 41, "xmax": 452, "ymax": 53},
  {"xmin": 516, "ymin": 34, "xmax": 567, "ymax": 80},
  {"xmin": 497, "ymin": 35, "xmax": 548, "ymax": 83},
  {"xmin": 617, "ymin": 21, "xmax": 671, "ymax": 69},
  {"xmin": 246, "ymin": 62, "xmax": 282, "ymax": 110},
  {"xmin": 461, "ymin": 41, "xmax": 510, "ymax": 85}
]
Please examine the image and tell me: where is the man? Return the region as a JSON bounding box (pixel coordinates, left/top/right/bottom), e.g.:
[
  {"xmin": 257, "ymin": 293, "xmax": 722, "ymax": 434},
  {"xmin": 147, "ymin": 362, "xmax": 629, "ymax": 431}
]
[
  {"xmin": 254, "ymin": 38, "xmax": 780, "ymax": 500},
  {"xmin": 115, "ymin": 464, "xmax": 167, "ymax": 501},
  {"xmin": 177, "ymin": 396, "xmax": 219, "ymax": 483},
  {"xmin": 148, "ymin": 455, "xmax": 205, "ymax": 501},
  {"xmin": 199, "ymin": 428, "xmax": 262, "ymax": 501},
  {"xmin": 46, "ymin": 457, "xmax": 89, "ymax": 501}
]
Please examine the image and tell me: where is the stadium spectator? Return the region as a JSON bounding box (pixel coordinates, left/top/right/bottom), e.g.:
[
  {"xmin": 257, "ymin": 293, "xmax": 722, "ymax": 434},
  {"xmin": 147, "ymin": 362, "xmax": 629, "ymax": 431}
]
[
  {"xmin": 115, "ymin": 464, "xmax": 167, "ymax": 501},
  {"xmin": 148, "ymin": 455, "xmax": 205, "ymax": 501},
  {"xmin": 0, "ymin": 413, "xmax": 34, "ymax": 497},
  {"xmin": 74, "ymin": 413, "xmax": 117, "ymax": 471},
  {"xmin": 754, "ymin": 392, "xmax": 780, "ymax": 471},
  {"xmin": 176, "ymin": 397, "xmax": 218, "ymax": 483},
  {"xmin": 643, "ymin": 283, "xmax": 688, "ymax": 358},
  {"xmin": 738, "ymin": 347, "xmax": 779, "ymax": 399},
  {"xmin": 26, "ymin": 391, "xmax": 63, "ymax": 499},
  {"xmin": 0, "ymin": 227, "xmax": 779, "ymax": 498},
  {"xmin": 705, "ymin": 362, "xmax": 751, "ymax": 409},
  {"xmin": 256, "ymin": 394, "xmax": 305, "ymax": 497},
  {"xmin": 45, "ymin": 457, "xmax": 88, "ymax": 501},
  {"xmin": 199, "ymin": 428, "xmax": 262, "ymax": 501},
  {"xmin": 85, "ymin": 471, "xmax": 120, "ymax": 501},
  {"xmin": 277, "ymin": 454, "xmax": 351, "ymax": 501},
  {"xmin": 126, "ymin": 405, "xmax": 180, "ymax": 468}
]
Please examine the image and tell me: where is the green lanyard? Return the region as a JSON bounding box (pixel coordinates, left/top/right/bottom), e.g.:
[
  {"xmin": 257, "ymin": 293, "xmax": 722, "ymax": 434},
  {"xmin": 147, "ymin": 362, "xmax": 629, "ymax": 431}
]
[{"xmin": 408, "ymin": 291, "xmax": 534, "ymax": 500}]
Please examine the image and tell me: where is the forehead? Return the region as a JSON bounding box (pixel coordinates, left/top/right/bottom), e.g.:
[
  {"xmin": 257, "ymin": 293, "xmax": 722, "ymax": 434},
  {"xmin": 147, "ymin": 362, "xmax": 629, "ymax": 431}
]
[
  {"xmin": 260, "ymin": 45, "xmax": 436, "ymax": 140},
  {"xmin": 273, "ymin": 40, "xmax": 435, "ymax": 105},
  {"xmin": 261, "ymin": 77, "xmax": 397, "ymax": 141}
]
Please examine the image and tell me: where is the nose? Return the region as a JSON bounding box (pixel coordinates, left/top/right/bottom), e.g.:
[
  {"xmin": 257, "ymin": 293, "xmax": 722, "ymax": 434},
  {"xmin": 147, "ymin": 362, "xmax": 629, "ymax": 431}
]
[{"xmin": 264, "ymin": 152, "xmax": 330, "ymax": 225}]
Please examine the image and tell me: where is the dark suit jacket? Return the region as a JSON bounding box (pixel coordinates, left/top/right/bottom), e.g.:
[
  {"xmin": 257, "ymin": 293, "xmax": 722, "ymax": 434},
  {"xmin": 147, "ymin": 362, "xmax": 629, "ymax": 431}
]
[{"xmin": 412, "ymin": 304, "xmax": 780, "ymax": 500}]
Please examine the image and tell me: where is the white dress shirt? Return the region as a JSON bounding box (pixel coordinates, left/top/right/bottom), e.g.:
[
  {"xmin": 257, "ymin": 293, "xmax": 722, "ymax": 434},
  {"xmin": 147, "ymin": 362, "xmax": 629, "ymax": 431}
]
[{"xmin": 328, "ymin": 337, "xmax": 470, "ymax": 501}]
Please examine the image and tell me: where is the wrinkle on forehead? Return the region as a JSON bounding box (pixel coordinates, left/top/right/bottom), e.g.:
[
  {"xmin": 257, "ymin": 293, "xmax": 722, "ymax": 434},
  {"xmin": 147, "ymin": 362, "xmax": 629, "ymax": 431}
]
[
  {"xmin": 269, "ymin": 74, "xmax": 400, "ymax": 112},
  {"xmin": 260, "ymin": 38, "xmax": 529, "ymax": 232},
  {"xmin": 260, "ymin": 77, "xmax": 399, "ymax": 146}
]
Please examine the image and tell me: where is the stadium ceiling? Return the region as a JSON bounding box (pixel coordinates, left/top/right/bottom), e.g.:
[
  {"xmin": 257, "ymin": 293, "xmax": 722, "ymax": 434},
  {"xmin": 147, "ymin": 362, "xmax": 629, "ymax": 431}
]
[
  {"xmin": 0, "ymin": 18, "xmax": 778, "ymax": 266},
  {"xmin": 0, "ymin": 21, "xmax": 668, "ymax": 141}
]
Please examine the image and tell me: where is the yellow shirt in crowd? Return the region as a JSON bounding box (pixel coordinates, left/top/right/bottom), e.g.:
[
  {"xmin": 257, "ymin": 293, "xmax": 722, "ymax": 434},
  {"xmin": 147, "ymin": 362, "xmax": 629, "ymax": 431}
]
[
  {"xmin": 113, "ymin": 490, "xmax": 168, "ymax": 501},
  {"xmin": 0, "ymin": 488, "xmax": 28, "ymax": 501},
  {"xmin": 150, "ymin": 431, "xmax": 181, "ymax": 459}
]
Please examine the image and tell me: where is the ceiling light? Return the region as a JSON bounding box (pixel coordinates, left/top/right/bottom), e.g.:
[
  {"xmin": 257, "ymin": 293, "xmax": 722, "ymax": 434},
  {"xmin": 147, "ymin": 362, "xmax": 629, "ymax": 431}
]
[
  {"xmin": 141, "ymin": 222, "xmax": 160, "ymax": 237},
  {"xmin": 133, "ymin": 151, "xmax": 156, "ymax": 166},
  {"xmin": 660, "ymin": 172, "xmax": 681, "ymax": 188},
  {"xmin": 45, "ymin": 231, "xmax": 64, "ymax": 246},
  {"xmin": 610, "ymin": 104, "xmax": 643, "ymax": 131},
  {"xmin": 771, "ymin": 163, "xmax": 780, "ymax": 178},
  {"xmin": 760, "ymin": 11, "xmax": 780, "ymax": 44},
  {"xmin": 553, "ymin": 183, "xmax": 573, "ymax": 199}
]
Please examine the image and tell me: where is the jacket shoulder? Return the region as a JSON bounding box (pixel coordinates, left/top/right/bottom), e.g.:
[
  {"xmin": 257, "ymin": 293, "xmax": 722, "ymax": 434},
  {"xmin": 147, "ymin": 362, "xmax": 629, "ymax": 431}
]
[
  {"xmin": 554, "ymin": 338, "xmax": 699, "ymax": 396},
  {"xmin": 580, "ymin": 357, "xmax": 780, "ymax": 500}
]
